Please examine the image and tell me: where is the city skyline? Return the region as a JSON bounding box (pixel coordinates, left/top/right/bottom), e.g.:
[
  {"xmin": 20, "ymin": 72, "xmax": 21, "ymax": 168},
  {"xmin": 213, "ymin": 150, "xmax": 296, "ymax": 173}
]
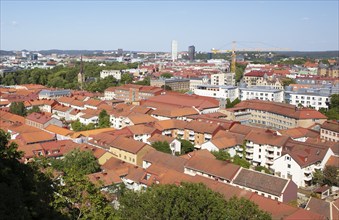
[{"xmin": 1, "ymin": 1, "xmax": 338, "ymax": 52}]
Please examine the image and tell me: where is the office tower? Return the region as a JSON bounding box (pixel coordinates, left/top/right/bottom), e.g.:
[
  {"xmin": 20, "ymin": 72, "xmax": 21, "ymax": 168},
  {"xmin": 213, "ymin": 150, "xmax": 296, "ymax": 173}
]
[
  {"xmin": 171, "ymin": 40, "xmax": 178, "ymax": 62},
  {"xmin": 188, "ymin": 45, "xmax": 195, "ymax": 62},
  {"xmin": 117, "ymin": 48, "xmax": 123, "ymax": 56}
]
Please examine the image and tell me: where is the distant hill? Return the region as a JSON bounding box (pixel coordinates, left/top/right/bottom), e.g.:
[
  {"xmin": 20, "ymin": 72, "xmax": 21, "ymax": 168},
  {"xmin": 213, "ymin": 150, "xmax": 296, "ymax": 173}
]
[
  {"xmin": 275, "ymin": 51, "xmax": 339, "ymax": 59},
  {"xmin": 0, "ymin": 50, "xmax": 16, "ymax": 56}
]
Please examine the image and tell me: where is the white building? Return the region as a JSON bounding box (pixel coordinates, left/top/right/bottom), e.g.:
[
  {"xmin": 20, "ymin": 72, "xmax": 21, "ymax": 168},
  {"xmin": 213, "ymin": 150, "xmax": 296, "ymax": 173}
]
[
  {"xmin": 194, "ymin": 85, "xmax": 239, "ymax": 101},
  {"xmin": 211, "ymin": 72, "xmax": 235, "ymax": 86},
  {"xmin": 287, "ymin": 92, "xmax": 329, "ymax": 110},
  {"xmin": 171, "ymin": 40, "xmax": 178, "ymax": 62},
  {"xmin": 271, "ymin": 141, "xmax": 334, "ymax": 187},
  {"xmin": 240, "ymin": 86, "xmax": 284, "ymax": 102},
  {"xmin": 189, "ymin": 77, "xmax": 209, "ymax": 92},
  {"xmin": 100, "ymin": 70, "xmax": 122, "ymax": 80}
]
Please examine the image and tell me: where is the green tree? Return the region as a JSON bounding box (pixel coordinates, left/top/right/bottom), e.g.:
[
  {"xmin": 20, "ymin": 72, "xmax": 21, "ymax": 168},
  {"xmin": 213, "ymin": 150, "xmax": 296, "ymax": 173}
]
[
  {"xmin": 323, "ymin": 166, "xmax": 339, "ymax": 186},
  {"xmin": 255, "ymin": 166, "xmax": 272, "ymax": 174},
  {"xmin": 0, "ymin": 129, "xmax": 65, "ymax": 219},
  {"xmin": 161, "ymin": 85, "xmax": 172, "ymax": 91},
  {"xmin": 50, "ymin": 148, "xmax": 100, "ymax": 175},
  {"xmin": 71, "ymin": 119, "xmax": 84, "ymax": 131},
  {"xmin": 233, "ymin": 155, "xmax": 251, "ymax": 168},
  {"xmin": 225, "ymin": 196, "xmax": 272, "ymax": 220},
  {"xmin": 27, "ymin": 106, "xmax": 42, "ymax": 114},
  {"xmin": 118, "ymin": 182, "xmax": 271, "ymax": 220},
  {"xmin": 151, "ymin": 141, "xmax": 172, "ymax": 154},
  {"xmin": 51, "ymin": 171, "xmax": 116, "ymax": 220},
  {"xmin": 330, "ymin": 94, "xmax": 339, "ymax": 108},
  {"xmin": 120, "ymin": 73, "xmax": 133, "ymax": 84},
  {"xmin": 282, "ymin": 78, "xmax": 296, "ymax": 87},
  {"xmin": 98, "ymin": 110, "xmax": 110, "ymax": 128},
  {"xmin": 312, "ymin": 169, "xmax": 324, "ymax": 185},
  {"xmin": 212, "ymin": 150, "xmax": 231, "ymax": 161},
  {"xmin": 9, "ymin": 101, "xmax": 27, "ymax": 116},
  {"xmin": 180, "ymin": 139, "xmax": 195, "ymax": 154},
  {"xmin": 235, "ymin": 63, "xmax": 247, "ymax": 83},
  {"xmin": 160, "ymin": 72, "xmax": 173, "ymax": 78}
]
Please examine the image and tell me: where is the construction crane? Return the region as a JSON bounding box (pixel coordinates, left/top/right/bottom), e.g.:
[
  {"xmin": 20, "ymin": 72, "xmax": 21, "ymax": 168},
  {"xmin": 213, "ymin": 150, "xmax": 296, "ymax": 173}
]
[{"xmin": 211, "ymin": 41, "xmax": 291, "ymax": 73}]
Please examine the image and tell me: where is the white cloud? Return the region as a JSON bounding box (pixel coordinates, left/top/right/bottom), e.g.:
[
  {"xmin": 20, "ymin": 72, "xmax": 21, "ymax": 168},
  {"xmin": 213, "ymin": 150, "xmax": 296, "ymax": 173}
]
[{"xmin": 301, "ymin": 17, "xmax": 310, "ymax": 21}]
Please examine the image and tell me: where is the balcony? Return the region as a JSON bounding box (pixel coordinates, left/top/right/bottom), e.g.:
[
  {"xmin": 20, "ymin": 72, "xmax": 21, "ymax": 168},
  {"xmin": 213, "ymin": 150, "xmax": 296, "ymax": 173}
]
[
  {"xmin": 304, "ymin": 168, "xmax": 312, "ymax": 174},
  {"xmin": 266, "ymin": 159, "xmax": 274, "ymax": 165},
  {"xmin": 304, "ymin": 175, "xmax": 312, "ymax": 181},
  {"xmin": 236, "ymin": 147, "xmax": 243, "ymax": 152},
  {"xmin": 246, "ymin": 154, "xmax": 253, "ymax": 160},
  {"xmin": 189, "ymin": 136, "xmax": 195, "ymax": 141},
  {"xmin": 163, "ymin": 130, "xmax": 171, "ymax": 135},
  {"xmin": 237, "ymin": 153, "xmax": 243, "ymax": 157},
  {"xmin": 313, "ymin": 163, "xmax": 322, "ymax": 170},
  {"xmin": 266, "ymin": 146, "xmax": 274, "ymax": 152},
  {"xmin": 177, "ymin": 130, "xmax": 184, "ymax": 135},
  {"xmin": 189, "ymin": 131, "xmax": 194, "ymax": 135},
  {"xmin": 266, "ymin": 153, "xmax": 274, "ymax": 159},
  {"xmin": 246, "ymin": 148, "xmax": 254, "ymax": 153}
]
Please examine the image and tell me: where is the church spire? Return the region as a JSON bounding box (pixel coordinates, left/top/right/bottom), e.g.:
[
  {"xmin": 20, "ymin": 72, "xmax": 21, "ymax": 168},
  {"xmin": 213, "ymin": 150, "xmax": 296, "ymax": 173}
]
[{"xmin": 78, "ymin": 55, "xmax": 85, "ymax": 90}]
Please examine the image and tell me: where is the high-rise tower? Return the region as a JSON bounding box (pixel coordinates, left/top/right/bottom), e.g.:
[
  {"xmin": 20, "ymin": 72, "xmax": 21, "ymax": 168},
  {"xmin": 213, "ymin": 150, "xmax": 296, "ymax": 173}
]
[
  {"xmin": 171, "ymin": 40, "xmax": 178, "ymax": 62},
  {"xmin": 188, "ymin": 45, "xmax": 195, "ymax": 62}
]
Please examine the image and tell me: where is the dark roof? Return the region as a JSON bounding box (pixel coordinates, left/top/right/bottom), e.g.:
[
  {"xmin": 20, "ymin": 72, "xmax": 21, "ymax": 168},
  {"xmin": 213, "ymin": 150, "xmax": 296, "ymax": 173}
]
[
  {"xmin": 321, "ymin": 120, "xmax": 339, "ymax": 133},
  {"xmin": 233, "ymin": 168, "xmax": 289, "ymax": 196},
  {"xmin": 142, "ymin": 150, "xmax": 188, "ymax": 172},
  {"xmin": 185, "ymin": 155, "xmax": 241, "ymax": 182}
]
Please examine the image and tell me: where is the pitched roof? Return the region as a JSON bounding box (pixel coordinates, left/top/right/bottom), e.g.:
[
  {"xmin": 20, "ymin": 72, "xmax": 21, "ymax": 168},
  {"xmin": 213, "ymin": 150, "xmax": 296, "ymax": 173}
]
[
  {"xmin": 153, "ymin": 119, "xmax": 187, "ymax": 131},
  {"xmin": 44, "ymin": 124, "xmax": 73, "ymax": 136},
  {"xmin": 151, "ymin": 106, "xmax": 199, "ymax": 118},
  {"xmin": 279, "ymin": 127, "xmax": 320, "ymax": 139},
  {"xmin": 229, "ymin": 123, "xmax": 266, "ymax": 136},
  {"xmin": 283, "ymin": 140, "xmax": 330, "ymax": 168},
  {"xmin": 142, "ymin": 150, "xmax": 188, "ymax": 172},
  {"xmin": 124, "ymin": 124, "xmax": 158, "ymax": 135},
  {"xmin": 88, "ymin": 170, "xmax": 122, "ymax": 187},
  {"xmin": 127, "ymin": 113, "xmax": 158, "ymax": 125},
  {"xmin": 110, "ymin": 136, "xmax": 148, "ymax": 154},
  {"xmin": 185, "ymin": 155, "xmax": 241, "ymax": 182},
  {"xmin": 245, "ymin": 129, "xmax": 289, "ymax": 147},
  {"xmin": 326, "ymin": 155, "xmax": 339, "ymax": 167},
  {"xmin": 18, "ymin": 130, "xmax": 56, "ymax": 144},
  {"xmin": 26, "ymin": 112, "xmax": 53, "ymax": 124},
  {"xmin": 235, "ymin": 100, "xmax": 327, "ymax": 119},
  {"xmin": 232, "ymin": 168, "xmax": 290, "ymax": 196},
  {"xmin": 148, "ymin": 133, "xmax": 176, "ymax": 144},
  {"xmin": 185, "ymin": 120, "xmax": 221, "ymax": 134},
  {"xmin": 0, "ymin": 110, "xmax": 25, "ymax": 124},
  {"xmin": 321, "ymin": 120, "xmax": 339, "ymax": 133},
  {"xmin": 71, "ymin": 127, "xmax": 116, "ymax": 138}
]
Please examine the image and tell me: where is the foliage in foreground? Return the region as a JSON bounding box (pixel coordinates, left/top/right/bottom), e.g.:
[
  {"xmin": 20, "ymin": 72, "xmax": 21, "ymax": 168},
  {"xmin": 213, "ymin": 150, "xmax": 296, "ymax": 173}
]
[{"xmin": 119, "ymin": 182, "xmax": 271, "ymax": 220}]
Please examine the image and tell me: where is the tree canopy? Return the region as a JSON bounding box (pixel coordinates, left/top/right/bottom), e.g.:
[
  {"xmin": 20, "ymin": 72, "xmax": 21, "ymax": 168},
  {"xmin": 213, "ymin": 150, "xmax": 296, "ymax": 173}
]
[
  {"xmin": 151, "ymin": 141, "xmax": 172, "ymax": 154},
  {"xmin": 118, "ymin": 182, "xmax": 271, "ymax": 220},
  {"xmin": 9, "ymin": 101, "xmax": 27, "ymax": 116},
  {"xmin": 98, "ymin": 109, "xmax": 110, "ymax": 128},
  {"xmin": 180, "ymin": 139, "xmax": 195, "ymax": 154},
  {"xmin": 160, "ymin": 72, "xmax": 173, "ymax": 78}
]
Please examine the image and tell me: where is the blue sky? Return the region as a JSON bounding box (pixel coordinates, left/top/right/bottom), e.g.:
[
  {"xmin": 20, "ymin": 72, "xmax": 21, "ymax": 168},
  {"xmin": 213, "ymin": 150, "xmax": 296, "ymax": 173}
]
[{"xmin": 1, "ymin": 1, "xmax": 338, "ymax": 52}]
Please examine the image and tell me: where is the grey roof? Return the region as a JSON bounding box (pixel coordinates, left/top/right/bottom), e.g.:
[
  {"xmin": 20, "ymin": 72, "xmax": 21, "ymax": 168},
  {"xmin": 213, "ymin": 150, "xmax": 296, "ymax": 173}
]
[{"xmin": 232, "ymin": 168, "xmax": 289, "ymax": 196}]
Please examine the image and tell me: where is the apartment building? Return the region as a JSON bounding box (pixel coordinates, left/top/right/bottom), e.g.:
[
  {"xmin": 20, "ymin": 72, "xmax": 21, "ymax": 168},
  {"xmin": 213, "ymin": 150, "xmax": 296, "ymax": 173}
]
[
  {"xmin": 320, "ymin": 120, "xmax": 339, "ymax": 142},
  {"xmin": 38, "ymin": 89, "xmax": 71, "ymax": 99},
  {"xmin": 194, "ymin": 85, "xmax": 239, "ymax": 101},
  {"xmin": 106, "ymin": 84, "xmax": 163, "ymax": 103},
  {"xmin": 240, "ymin": 86, "xmax": 284, "ymax": 102},
  {"xmin": 25, "ymin": 112, "xmax": 63, "ymax": 129},
  {"xmin": 226, "ymin": 100, "xmax": 327, "ymax": 129},
  {"xmin": 189, "ymin": 77, "xmax": 209, "ymax": 92},
  {"xmin": 210, "ymin": 72, "xmax": 235, "ymax": 86},
  {"xmin": 100, "ymin": 70, "xmax": 122, "ymax": 80},
  {"xmin": 150, "ymin": 78, "xmax": 190, "ymax": 91},
  {"xmin": 271, "ymin": 140, "xmax": 334, "ymax": 187},
  {"xmin": 284, "ymin": 86, "xmax": 338, "ymax": 110}
]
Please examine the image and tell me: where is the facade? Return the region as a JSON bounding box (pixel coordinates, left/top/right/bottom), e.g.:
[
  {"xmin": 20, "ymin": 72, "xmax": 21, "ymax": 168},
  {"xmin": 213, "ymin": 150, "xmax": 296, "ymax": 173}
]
[
  {"xmin": 188, "ymin": 45, "xmax": 195, "ymax": 62},
  {"xmin": 244, "ymin": 130, "xmax": 289, "ymax": 168},
  {"xmin": 227, "ymin": 100, "xmax": 327, "ymax": 130},
  {"xmin": 189, "ymin": 77, "xmax": 209, "ymax": 92},
  {"xmin": 271, "ymin": 141, "xmax": 334, "ymax": 187},
  {"xmin": 286, "ymin": 91, "xmax": 330, "ymax": 110},
  {"xmin": 171, "ymin": 40, "xmax": 178, "ymax": 62},
  {"xmin": 320, "ymin": 120, "xmax": 339, "ymax": 142},
  {"xmin": 150, "ymin": 78, "xmax": 190, "ymax": 91},
  {"xmin": 100, "ymin": 70, "xmax": 122, "ymax": 80},
  {"xmin": 25, "ymin": 112, "xmax": 63, "ymax": 129},
  {"xmin": 240, "ymin": 86, "xmax": 284, "ymax": 102},
  {"xmin": 104, "ymin": 87, "xmax": 116, "ymax": 100},
  {"xmin": 194, "ymin": 85, "xmax": 239, "ymax": 101},
  {"xmin": 38, "ymin": 89, "xmax": 71, "ymax": 99},
  {"xmin": 210, "ymin": 72, "xmax": 235, "ymax": 86},
  {"xmin": 110, "ymin": 84, "xmax": 163, "ymax": 102}
]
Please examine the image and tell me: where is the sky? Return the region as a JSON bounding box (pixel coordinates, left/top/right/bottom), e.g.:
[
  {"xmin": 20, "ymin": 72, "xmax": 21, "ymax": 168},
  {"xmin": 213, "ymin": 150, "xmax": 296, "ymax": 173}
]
[{"xmin": 1, "ymin": 1, "xmax": 338, "ymax": 52}]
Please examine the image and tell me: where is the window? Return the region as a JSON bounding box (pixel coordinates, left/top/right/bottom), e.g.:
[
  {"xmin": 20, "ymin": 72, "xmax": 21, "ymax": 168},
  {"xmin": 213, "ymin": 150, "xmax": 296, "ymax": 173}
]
[{"xmin": 287, "ymin": 164, "xmax": 291, "ymax": 168}]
